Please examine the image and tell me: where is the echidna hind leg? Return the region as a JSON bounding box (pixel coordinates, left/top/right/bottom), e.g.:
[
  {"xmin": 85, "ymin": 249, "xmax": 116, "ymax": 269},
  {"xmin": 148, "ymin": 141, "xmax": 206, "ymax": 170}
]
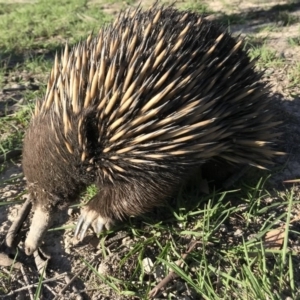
[{"xmin": 75, "ymin": 207, "xmax": 113, "ymax": 241}]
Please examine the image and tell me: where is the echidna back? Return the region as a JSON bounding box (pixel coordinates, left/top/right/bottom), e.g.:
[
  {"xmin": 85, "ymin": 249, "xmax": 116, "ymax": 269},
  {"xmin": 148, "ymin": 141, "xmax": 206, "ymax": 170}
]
[{"xmin": 30, "ymin": 5, "xmax": 279, "ymax": 186}]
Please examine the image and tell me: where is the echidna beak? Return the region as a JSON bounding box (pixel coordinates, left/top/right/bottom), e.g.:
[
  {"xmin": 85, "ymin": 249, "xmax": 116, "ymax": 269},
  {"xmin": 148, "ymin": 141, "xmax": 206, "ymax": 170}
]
[{"xmin": 24, "ymin": 205, "xmax": 52, "ymax": 256}]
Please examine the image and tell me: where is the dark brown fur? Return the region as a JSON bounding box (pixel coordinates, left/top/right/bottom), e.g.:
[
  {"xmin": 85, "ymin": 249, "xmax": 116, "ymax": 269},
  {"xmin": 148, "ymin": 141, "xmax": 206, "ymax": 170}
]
[{"xmin": 23, "ymin": 110, "xmax": 194, "ymax": 219}]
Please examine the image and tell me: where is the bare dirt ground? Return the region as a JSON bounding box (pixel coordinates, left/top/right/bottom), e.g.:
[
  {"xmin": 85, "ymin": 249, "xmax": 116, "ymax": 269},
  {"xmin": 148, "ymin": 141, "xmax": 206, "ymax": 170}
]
[{"xmin": 1, "ymin": 0, "xmax": 300, "ymax": 299}]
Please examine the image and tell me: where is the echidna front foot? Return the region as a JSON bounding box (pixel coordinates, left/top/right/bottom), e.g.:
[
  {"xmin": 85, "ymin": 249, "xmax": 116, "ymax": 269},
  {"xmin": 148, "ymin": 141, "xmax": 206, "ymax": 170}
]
[{"xmin": 75, "ymin": 207, "xmax": 113, "ymax": 240}]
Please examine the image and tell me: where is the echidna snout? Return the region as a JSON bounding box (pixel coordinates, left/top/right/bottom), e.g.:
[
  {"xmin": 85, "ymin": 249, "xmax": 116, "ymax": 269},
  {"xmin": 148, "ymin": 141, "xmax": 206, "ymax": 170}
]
[{"xmin": 19, "ymin": 4, "xmax": 281, "ymax": 254}]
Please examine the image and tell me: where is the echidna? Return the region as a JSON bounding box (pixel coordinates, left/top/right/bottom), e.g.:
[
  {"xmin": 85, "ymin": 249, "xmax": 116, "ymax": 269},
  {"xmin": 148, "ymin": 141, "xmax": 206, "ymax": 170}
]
[{"xmin": 17, "ymin": 4, "xmax": 281, "ymax": 255}]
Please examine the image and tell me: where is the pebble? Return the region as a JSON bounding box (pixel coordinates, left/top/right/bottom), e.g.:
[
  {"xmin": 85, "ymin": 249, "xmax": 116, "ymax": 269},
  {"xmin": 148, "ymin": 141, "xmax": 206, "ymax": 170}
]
[
  {"xmin": 142, "ymin": 257, "xmax": 153, "ymax": 274},
  {"xmin": 234, "ymin": 229, "xmax": 243, "ymax": 237}
]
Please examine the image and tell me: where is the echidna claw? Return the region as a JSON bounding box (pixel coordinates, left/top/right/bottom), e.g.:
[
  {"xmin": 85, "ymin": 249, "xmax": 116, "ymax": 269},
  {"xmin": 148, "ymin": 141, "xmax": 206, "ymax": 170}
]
[
  {"xmin": 74, "ymin": 215, "xmax": 84, "ymax": 239},
  {"xmin": 93, "ymin": 219, "xmax": 104, "ymax": 234},
  {"xmin": 74, "ymin": 209, "xmax": 109, "ymax": 241},
  {"xmin": 74, "ymin": 215, "xmax": 92, "ymax": 241}
]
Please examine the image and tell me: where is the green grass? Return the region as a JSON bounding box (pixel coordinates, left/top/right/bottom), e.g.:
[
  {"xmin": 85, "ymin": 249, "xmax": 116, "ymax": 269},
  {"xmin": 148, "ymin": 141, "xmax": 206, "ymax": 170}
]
[
  {"xmin": 276, "ymin": 11, "xmax": 299, "ymax": 26},
  {"xmin": 181, "ymin": 1, "xmax": 211, "ymax": 14},
  {"xmin": 247, "ymin": 44, "xmax": 284, "ymax": 68},
  {"xmin": 288, "ymin": 36, "xmax": 300, "ymax": 46},
  {"xmin": 0, "ymin": 0, "xmax": 113, "ymax": 157},
  {"xmin": 288, "ymin": 62, "xmax": 300, "ymax": 88},
  {"xmin": 80, "ymin": 178, "xmax": 299, "ymax": 299},
  {"xmin": 0, "ymin": 0, "xmax": 111, "ymax": 53},
  {"xmin": 0, "ymin": 98, "xmax": 35, "ymax": 154}
]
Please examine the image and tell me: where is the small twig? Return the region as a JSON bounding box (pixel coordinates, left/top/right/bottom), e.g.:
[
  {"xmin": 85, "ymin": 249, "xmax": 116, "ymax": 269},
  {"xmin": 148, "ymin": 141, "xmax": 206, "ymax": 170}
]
[
  {"xmin": 44, "ymin": 283, "xmax": 57, "ymax": 297},
  {"xmin": 2, "ymin": 86, "xmax": 27, "ymax": 92},
  {"xmin": 20, "ymin": 265, "xmax": 34, "ymax": 300},
  {"xmin": 6, "ymin": 197, "xmax": 32, "ymax": 248},
  {"xmin": 0, "ymin": 273, "xmax": 67, "ymax": 298},
  {"xmin": 148, "ymin": 240, "xmax": 200, "ymax": 298}
]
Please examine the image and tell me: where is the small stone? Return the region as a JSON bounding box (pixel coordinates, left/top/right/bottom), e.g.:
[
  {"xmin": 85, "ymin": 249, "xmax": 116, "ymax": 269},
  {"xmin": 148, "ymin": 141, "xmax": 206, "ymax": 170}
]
[
  {"xmin": 234, "ymin": 229, "xmax": 243, "ymax": 237},
  {"xmin": 264, "ymin": 197, "xmax": 273, "ymax": 204},
  {"xmin": 98, "ymin": 262, "xmax": 110, "ymax": 275},
  {"xmin": 142, "ymin": 257, "xmax": 153, "ymax": 274}
]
